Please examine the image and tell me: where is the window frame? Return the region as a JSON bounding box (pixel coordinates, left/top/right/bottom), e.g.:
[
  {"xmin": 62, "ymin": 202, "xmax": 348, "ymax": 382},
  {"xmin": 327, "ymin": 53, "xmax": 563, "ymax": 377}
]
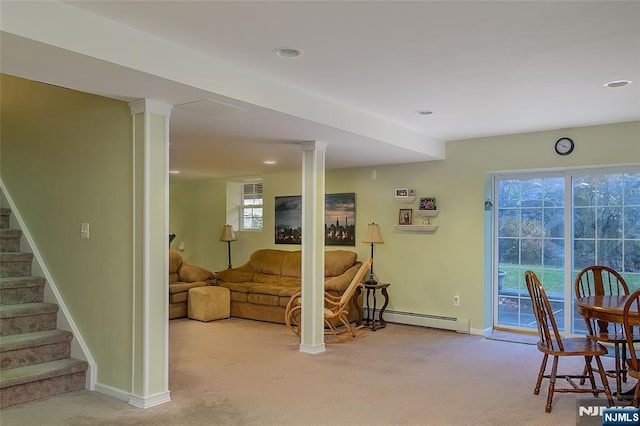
[{"xmin": 240, "ymin": 181, "xmax": 263, "ymax": 231}]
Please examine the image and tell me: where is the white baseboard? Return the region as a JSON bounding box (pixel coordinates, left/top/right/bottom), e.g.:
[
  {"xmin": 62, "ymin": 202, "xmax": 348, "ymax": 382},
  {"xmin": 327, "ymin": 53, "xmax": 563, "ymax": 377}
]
[
  {"xmin": 299, "ymin": 343, "xmax": 326, "ymax": 354},
  {"xmin": 94, "ymin": 382, "xmax": 130, "ymax": 402},
  {"xmin": 471, "ymin": 326, "xmax": 493, "ymax": 336},
  {"xmin": 129, "ymin": 391, "xmax": 171, "ymax": 409}
]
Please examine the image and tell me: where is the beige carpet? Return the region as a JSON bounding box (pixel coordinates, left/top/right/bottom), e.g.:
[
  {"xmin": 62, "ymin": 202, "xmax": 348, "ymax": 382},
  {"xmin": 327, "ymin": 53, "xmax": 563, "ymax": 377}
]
[{"xmin": 1, "ymin": 318, "xmax": 616, "ymax": 425}]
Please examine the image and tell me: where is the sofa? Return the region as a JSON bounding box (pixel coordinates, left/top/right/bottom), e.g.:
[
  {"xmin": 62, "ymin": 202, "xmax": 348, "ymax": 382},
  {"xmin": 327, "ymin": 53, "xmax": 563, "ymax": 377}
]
[
  {"xmin": 169, "ymin": 250, "xmax": 216, "ymax": 319},
  {"xmin": 216, "ymin": 249, "xmax": 362, "ymax": 324}
]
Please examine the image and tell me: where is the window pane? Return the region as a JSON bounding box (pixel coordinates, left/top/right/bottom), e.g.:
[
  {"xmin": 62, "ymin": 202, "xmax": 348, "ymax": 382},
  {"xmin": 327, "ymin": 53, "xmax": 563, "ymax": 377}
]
[
  {"xmin": 574, "ymin": 207, "xmax": 595, "ymax": 238},
  {"xmin": 544, "ymin": 208, "xmax": 564, "ymax": 238},
  {"xmin": 625, "ymin": 173, "xmax": 640, "ymax": 204},
  {"xmin": 625, "ymin": 241, "xmax": 640, "ymax": 273},
  {"xmin": 574, "ymin": 239, "xmax": 596, "ymax": 270},
  {"xmin": 597, "ymin": 207, "xmax": 622, "ymax": 239},
  {"xmin": 625, "ymin": 207, "xmax": 640, "ymax": 238}
]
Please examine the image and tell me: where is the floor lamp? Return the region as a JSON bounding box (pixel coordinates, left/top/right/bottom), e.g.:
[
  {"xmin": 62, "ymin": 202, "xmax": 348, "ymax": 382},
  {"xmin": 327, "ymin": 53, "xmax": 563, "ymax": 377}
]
[
  {"xmin": 219, "ymin": 225, "xmax": 237, "ymax": 269},
  {"xmin": 362, "ymin": 223, "xmax": 384, "ymax": 285}
]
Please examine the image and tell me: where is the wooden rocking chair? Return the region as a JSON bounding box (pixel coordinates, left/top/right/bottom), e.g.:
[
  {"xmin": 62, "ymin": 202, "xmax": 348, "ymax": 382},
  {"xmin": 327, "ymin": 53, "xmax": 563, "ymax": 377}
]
[{"xmin": 285, "ymin": 258, "xmax": 372, "ymax": 343}]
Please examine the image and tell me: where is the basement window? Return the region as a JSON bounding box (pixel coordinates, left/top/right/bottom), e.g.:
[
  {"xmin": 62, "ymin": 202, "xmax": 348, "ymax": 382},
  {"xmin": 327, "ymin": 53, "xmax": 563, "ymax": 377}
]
[{"xmin": 241, "ymin": 181, "xmax": 263, "ymax": 230}]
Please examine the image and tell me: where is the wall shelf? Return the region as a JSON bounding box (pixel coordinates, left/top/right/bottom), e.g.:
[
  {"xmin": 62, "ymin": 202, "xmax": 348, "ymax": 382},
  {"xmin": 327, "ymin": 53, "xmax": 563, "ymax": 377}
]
[
  {"xmin": 394, "ymin": 225, "xmax": 439, "ymax": 233},
  {"xmin": 394, "ymin": 196, "xmax": 415, "ymax": 203},
  {"xmin": 416, "ymin": 210, "xmax": 439, "ymax": 217}
]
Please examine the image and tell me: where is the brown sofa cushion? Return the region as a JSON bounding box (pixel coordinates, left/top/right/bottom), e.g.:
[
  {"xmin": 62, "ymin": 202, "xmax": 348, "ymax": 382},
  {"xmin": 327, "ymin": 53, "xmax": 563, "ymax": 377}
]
[
  {"xmin": 253, "ymin": 272, "xmax": 281, "ymax": 284},
  {"xmin": 281, "ymin": 251, "xmax": 302, "ymax": 277},
  {"xmin": 249, "ymin": 249, "xmax": 288, "ymax": 275},
  {"xmin": 325, "ymin": 250, "xmax": 358, "ymax": 277}
]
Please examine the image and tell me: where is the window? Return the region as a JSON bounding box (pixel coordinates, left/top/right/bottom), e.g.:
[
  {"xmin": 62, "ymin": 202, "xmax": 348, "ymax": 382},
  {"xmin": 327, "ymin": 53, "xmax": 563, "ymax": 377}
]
[
  {"xmin": 493, "ymin": 168, "xmax": 640, "ymax": 334},
  {"xmin": 241, "ymin": 181, "xmax": 263, "ymax": 230}
]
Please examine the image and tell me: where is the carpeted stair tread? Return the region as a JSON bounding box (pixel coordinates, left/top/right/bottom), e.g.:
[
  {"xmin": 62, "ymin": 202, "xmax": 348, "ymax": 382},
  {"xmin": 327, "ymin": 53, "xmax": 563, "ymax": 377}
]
[
  {"xmin": 0, "ymin": 276, "xmax": 46, "ymax": 289},
  {"xmin": 0, "ymin": 358, "xmax": 88, "ymax": 389},
  {"xmin": 0, "ymin": 329, "xmax": 73, "ymax": 353},
  {"xmin": 0, "ymin": 229, "xmax": 21, "ymax": 236},
  {"xmin": 0, "ymin": 252, "xmax": 33, "ymax": 261},
  {"xmin": 0, "ymin": 303, "xmax": 58, "ymax": 319}
]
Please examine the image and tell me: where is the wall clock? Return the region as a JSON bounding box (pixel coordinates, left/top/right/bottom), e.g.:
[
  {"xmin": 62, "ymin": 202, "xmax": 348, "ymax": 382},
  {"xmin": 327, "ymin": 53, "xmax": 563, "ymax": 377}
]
[{"xmin": 555, "ymin": 137, "xmax": 574, "ymax": 156}]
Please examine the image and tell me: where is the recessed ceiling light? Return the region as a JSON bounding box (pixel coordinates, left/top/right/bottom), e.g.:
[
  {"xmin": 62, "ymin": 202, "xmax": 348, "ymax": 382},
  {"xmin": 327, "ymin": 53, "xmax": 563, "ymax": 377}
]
[
  {"xmin": 169, "ymin": 170, "xmax": 180, "ymax": 174},
  {"xmin": 604, "ymin": 80, "xmax": 632, "ymax": 88},
  {"xmin": 263, "ymin": 160, "xmax": 277, "ymax": 165},
  {"xmin": 415, "ymin": 110, "xmax": 433, "ymax": 116},
  {"xmin": 273, "ymin": 47, "xmax": 303, "ymax": 58}
]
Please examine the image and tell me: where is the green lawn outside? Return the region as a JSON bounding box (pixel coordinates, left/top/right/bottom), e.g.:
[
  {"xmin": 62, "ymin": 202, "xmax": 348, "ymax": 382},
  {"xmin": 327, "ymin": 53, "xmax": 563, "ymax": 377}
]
[{"xmin": 499, "ymin": 264, "xmax": 640, "ymax": 295}]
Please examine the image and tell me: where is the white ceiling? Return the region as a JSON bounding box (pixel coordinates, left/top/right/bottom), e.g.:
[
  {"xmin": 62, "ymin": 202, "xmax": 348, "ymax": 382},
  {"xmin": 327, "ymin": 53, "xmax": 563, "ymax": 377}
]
[{"xmin": 1, "ymin": 1, "xmax": 639, "ymax": 180}]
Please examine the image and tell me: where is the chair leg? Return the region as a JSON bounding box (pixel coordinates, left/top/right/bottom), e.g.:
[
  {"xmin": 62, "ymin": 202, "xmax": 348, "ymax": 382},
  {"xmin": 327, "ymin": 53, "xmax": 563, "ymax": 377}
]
[
  {"xmin": 546, "ymin": 356, "xmax": 559, "ymax": 413},
  {"xmin": 535, "ymin": 354, "xmax": 548, "ymax": 395},
  {"xmin": 593, "ymin": 355, "xmax": 615, "ymax": 407},
  {"xmin": 633, "ymin": 382, "xmax": 640, "ymax": 408},
  {"xmin": 584, "ymin": 356, "xmax": 599, "ymax": 397}
]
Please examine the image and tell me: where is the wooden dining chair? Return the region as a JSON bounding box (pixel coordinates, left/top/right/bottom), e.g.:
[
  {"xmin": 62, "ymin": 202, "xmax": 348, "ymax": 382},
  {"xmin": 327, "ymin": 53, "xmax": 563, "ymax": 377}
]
[
  {"xmin": 574, "ymin": 265, "xmax": 639, "ymax": 397},
  {"xmin": 525, "ymin": 270, "xmax": 614, "ymax": 413},
  {"xmin": 622, "ymin": 288, "xmax": 640, "ymax": 408},
  {"xmin": 285, "ymin": 258, "xmax": 372, "ymax": 343}
]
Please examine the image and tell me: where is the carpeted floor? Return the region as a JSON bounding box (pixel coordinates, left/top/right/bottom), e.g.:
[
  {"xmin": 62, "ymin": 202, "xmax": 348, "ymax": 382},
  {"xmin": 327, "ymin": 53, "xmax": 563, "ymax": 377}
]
[{"xmin": 1, "ymin": 319, "xmax": 619, "ymax": 425}]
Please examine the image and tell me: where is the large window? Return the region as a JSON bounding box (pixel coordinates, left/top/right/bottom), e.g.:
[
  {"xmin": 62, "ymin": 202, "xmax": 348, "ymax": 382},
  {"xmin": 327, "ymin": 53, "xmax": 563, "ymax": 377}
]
[
  {"xmin": 494, "ymin": 168, "xmax": 640, "ymax": 334},
  {"xmin": 241, "ymin": 181, "xmax": 263, "ymax": 230}
]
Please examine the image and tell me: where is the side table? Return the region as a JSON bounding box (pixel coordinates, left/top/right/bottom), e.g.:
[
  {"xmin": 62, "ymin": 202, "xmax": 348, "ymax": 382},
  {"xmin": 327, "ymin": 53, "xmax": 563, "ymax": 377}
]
[{"xmin": 355, "ymin": 283, "xmax": 390, "ymax": 331}]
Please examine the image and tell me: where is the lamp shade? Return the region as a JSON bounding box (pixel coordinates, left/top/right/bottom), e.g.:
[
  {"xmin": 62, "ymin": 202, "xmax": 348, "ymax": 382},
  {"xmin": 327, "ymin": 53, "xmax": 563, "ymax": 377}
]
[
  {"xmin": 363, "ymin": 223, "xmax": 384, "ymax": 244},
  {"xmin": 219, "ymin": 225, "xmax": 237, "ymax": 242}
]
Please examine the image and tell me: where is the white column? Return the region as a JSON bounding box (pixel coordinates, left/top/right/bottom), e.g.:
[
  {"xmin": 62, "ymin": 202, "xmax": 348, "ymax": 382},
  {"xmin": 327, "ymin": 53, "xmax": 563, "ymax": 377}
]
[
  {"xmin": 128, "ymin": 99, "xmax": 172, "ymax": 407},
  {"xmin": 299, "ymin": 141, "xmax": 327, "ymax": 354}
]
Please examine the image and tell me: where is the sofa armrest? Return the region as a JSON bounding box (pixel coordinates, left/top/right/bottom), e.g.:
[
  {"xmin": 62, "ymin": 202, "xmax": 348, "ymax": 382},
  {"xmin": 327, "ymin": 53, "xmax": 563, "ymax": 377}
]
[
  {"xmin": 216, "ymin": 262, "xmax": 254, "ymax": 283},
  {"xmin": 324, "ymin": 261, "xmax": 362, "ymax": 292},
  {"xmin": 179, "ymin": 263, "xmax": 215, "ymax": 283}
]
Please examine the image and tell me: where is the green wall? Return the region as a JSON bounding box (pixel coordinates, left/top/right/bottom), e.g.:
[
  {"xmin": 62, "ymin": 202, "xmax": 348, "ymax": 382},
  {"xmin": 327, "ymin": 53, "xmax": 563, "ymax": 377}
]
[
  {"xmin": 170, "ymin": 121, "xmax": 639, "ymax": 333},
  {"xmin": 0, "ymin": 74, "xmax": 134, "ymax": 390}
]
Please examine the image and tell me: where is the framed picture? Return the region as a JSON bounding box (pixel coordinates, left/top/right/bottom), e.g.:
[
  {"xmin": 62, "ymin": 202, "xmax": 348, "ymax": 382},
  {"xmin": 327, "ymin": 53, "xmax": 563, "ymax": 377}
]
[
  {"xmin": 419, "ymin": 197, "xmax": 437, "ymax": 210},
  {"xmin": 399, "ymin": 208, "xmax": 412, "ymax": 225},
  {"xmin": 395, "ymin": 188, "xmax": 409, "ymax": 197},
  {"xmin": 275, "ymin": 192, "xmax": 356, "ymax": 245}
]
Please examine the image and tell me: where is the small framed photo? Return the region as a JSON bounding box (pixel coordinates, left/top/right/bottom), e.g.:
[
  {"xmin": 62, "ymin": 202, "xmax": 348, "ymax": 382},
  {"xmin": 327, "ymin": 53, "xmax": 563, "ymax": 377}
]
[
  {"xmin": 419, "ymin": 197, "xmax": 437, "ymax": 210},
  {"xmin": 395, "ymin": 188, "xmax": 409, "ymax": 197},
  {"xmin": 399, "ymin": 208, "xmax": 413, "ymax": 225}
]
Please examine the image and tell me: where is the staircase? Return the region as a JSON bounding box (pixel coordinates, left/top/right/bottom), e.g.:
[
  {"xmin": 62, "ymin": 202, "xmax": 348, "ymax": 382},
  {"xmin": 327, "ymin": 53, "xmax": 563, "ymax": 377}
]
[{"xmin": 0, "ymin": 207, "xmax": 88, "ymax": 408}]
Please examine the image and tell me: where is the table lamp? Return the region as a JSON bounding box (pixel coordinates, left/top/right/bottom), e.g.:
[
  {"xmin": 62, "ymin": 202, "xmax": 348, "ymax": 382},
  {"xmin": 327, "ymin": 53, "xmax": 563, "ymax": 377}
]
[
  {"xmin": 362, "ymin": 223, "xmax": 384, "ymax": 284},
  {"xmin": 219, "ymin": 225, "xmax": 237, "ymax": 269}
]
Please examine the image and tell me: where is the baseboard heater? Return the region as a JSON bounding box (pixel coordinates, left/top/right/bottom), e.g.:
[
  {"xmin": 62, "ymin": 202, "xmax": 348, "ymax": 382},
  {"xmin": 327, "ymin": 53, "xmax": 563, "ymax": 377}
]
[{"xmin": 384, "ymin": 310, "xmax": 470, "ymax": 334}]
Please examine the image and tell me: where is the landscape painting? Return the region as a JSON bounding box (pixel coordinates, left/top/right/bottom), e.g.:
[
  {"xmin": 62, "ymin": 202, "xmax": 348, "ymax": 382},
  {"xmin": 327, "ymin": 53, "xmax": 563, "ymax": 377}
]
[{"xmin": 274, "ymin": 192, "xmax": 356, "ymax": 246}]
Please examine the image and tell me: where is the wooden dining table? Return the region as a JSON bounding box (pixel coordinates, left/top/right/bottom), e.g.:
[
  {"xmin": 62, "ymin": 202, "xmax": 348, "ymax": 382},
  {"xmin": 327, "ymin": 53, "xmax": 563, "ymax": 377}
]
[{"xmin": 575, "ymin": 295, "xmax": 640, "ymax": 331}]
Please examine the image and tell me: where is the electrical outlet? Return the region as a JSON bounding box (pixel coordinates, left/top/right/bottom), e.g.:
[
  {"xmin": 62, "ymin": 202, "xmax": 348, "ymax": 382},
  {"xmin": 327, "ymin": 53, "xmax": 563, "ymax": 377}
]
[{"xmin": 453, "ymin": 295, "xmax": 460, "ymax": 306}]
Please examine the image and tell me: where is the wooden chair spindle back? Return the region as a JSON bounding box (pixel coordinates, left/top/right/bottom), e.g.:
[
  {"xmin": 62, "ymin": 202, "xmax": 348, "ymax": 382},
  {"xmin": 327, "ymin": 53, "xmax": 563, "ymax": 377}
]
[
  {"xmin": 526, "ymin": 270, "xmax": 564, "ymax": 352},
  {"xmin": 623, "ymin": 289, "xmax": 640, "ymax": 373}
]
